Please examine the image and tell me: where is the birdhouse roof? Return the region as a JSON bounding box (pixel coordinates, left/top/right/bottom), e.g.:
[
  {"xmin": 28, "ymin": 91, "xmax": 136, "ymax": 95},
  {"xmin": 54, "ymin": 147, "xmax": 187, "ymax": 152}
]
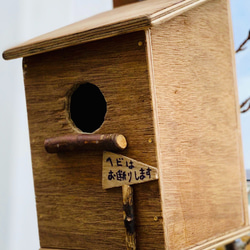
[{"xmin": 3, "ymin": 0, "xmax": 208, "ymax": 60}]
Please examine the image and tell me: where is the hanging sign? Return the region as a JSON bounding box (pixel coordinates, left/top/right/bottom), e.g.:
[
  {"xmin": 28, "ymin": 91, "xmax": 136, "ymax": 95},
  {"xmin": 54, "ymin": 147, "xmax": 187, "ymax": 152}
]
[{"xmin": 102, "ymin": 151, "xmax": 158, "ymax": 189}]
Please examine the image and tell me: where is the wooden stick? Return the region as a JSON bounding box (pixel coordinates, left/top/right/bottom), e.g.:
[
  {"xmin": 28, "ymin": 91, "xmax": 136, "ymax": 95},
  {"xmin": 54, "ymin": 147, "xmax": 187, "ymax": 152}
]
[
  {"xmin": 44, "ymin": 134, "xmax": 127, "ymax": 153},
  {"xmin": 122, "ymin": 184, "xmax": 136, "ymax": 250}
]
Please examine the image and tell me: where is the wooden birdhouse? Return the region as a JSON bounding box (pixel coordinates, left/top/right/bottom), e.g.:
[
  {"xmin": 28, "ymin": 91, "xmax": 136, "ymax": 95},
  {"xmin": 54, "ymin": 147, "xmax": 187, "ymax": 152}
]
[{"xmin": 3, "ymin": 0, "xmax": 250, "ymax": 249}]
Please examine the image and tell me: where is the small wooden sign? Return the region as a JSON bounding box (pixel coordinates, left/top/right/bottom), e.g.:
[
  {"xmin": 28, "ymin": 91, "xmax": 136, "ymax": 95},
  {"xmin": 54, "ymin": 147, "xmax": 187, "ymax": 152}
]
[{"xmin": 102, "ymin": 151, "xmax": 158, "ymax": 189}]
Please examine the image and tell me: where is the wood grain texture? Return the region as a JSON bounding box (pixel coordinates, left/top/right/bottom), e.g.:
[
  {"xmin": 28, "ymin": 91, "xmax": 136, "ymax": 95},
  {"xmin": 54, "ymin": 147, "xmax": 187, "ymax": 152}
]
[
  {"xmin": 3, "ymin": 0, "xmax": 209, "ymax": 60},
  {"xmin": 23, "ymin": 31, "xmax": 164, "ymax": 249},
  {"xmin": 149, "ymin": 0, "xmax": 249, "ymax": 249},
  {"xmin": 40, "ymin": 225, "xmax": 250, "ymax": 250},
  {"xmin": 226, "ymin": 0, "xmax": 249, "ymax": 230}
]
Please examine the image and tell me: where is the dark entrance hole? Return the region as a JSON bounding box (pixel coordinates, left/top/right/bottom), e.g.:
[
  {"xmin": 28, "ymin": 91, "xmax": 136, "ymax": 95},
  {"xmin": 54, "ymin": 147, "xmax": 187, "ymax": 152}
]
[{"xmin": 69, "ymin": 83, "xmax": 107, "ymax": 133}]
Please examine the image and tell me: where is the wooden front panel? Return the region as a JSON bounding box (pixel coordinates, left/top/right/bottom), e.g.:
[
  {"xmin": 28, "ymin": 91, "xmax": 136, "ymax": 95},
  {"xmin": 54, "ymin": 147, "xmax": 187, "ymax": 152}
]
[
  {"xmin": 23, "ymin": 31, "xmax": 164, "ymax": 249},
  {"xmin": 150, "ymin": 0, "xmax": 249, "ymax": 249}
]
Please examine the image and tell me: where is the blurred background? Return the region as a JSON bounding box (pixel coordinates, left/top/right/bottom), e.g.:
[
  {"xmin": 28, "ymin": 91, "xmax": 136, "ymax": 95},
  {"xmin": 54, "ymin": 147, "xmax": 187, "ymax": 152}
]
[{"xmin": 0, "ymin": 1, "xmax": 249, "ymax": 249}]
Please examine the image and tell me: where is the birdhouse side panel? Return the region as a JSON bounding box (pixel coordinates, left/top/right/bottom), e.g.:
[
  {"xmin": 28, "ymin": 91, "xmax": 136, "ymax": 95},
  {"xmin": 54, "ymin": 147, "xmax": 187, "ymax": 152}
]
[
  {"xmin": 23, "ymin": 31, "xmax": 164, "ymax": 249},
  {"xmin": 149, "ymin": 0, "xmax": 249, "ymax": 249}
]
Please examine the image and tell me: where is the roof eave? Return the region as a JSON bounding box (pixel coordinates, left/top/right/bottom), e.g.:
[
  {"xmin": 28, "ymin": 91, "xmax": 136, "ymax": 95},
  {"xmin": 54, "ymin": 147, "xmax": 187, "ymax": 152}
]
[
  {"xmin": 3, "ymin": 17, "xmax": 151, "ymax": 60},
  {"xmin": 2, "ymin": 0, "xmax": 209, "ymax": 60}
]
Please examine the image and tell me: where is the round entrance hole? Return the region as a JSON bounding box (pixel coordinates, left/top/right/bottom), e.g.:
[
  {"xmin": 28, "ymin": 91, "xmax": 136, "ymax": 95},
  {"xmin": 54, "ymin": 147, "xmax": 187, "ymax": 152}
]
[{"xmin": 69, "ymin": 83, "xmax": 107, "ymax": 133}]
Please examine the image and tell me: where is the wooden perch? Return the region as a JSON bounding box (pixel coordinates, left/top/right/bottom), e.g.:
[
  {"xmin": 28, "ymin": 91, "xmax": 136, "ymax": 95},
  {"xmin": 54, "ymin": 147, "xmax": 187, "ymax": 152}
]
[{"xmin": 44, "ymin": 134, "xmax": 127, "ymax": 153}]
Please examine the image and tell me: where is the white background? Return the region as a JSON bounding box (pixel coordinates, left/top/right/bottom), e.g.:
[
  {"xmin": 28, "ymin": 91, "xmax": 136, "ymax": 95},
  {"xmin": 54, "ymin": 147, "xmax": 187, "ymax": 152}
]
[{"xmin": 0, "ymin": 1, "xmax": 249, "ymax": 249}]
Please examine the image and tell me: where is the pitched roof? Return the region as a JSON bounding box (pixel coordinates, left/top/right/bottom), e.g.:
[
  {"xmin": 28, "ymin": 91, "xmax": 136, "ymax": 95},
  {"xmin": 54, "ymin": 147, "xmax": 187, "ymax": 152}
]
[{"xmin": 3, "ymin": 0, "xmax": 208, "ymax": 60}]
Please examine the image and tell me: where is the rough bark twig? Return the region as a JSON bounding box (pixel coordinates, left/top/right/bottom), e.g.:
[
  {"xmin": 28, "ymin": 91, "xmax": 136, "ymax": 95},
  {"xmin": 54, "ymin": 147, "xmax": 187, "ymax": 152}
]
[
  {"xmin": 122, "ymin": 185, "xmax": 136, "ymax": 250},
  {"xmin": 240, "ymin": 97, "xmax": 250, "ymax": 113},
  {"xmin": 236, "ymin": 30, "xmax": 250, "ymax": 53}
]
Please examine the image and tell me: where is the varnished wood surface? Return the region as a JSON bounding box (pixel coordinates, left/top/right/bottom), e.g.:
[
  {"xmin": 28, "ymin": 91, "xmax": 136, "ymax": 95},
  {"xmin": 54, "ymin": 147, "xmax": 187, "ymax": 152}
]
[
  {"xmin": 3, "ymin": 0, "xmax": 209, "ymax": 60},
  {"xmin": 23, "ymin": 31, "xmax": 164, "ymax": 249},
  {"xmin": 149, "ymin": 0, "xmax": 249, "ymax": 249}
]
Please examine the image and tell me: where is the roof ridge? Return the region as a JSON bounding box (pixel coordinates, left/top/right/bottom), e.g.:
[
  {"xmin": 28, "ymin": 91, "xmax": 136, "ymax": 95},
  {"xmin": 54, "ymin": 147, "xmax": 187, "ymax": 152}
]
[{"xmin": 150, "ymin": 0, "xmax": 209, "ymax": 25}]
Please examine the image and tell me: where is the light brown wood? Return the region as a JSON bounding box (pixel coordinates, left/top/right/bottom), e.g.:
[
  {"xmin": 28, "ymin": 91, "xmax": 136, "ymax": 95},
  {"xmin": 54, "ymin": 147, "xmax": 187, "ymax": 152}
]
[
  {"xmin": 113, "ymin": 0, "xmax": 139, "ymax": 8},
  {"xmin": 227, "ymin": 0, "xmax": 249, "ymax": 228},
  {"xmin": 23, "ymin": 31, "xmax": 164, "ymax": 249},
  {"xmin": 3, "ymin": 0, "xmax": 208, "ymax": 60},
  {"xmin": 148, "ymin": 0, "xmax": 249, "ymax": 249},
  {"xmin": 102, "ymin": 151, "xmax": 158, "ymax": 189},
  {"xmin": 116, "ymin": 134, "xmax": 128, "ymax": 150},
  {"xmin": 122, "ymin": 185, "xmax": 136, "ymax": 250},
  {"xmin": 190, "ymin": 227, "xmax": 250, "ymax": 250}
]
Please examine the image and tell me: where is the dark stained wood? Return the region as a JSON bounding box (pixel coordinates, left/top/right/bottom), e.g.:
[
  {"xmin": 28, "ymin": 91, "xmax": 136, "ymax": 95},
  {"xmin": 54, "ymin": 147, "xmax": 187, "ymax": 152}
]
[
  {"xmin": 23, "ymin": 31, "xmax": 164, "ymax": 250},
  {"xmin": 113, "ymin": 0, "xmax": 139, "ymax": 8}
]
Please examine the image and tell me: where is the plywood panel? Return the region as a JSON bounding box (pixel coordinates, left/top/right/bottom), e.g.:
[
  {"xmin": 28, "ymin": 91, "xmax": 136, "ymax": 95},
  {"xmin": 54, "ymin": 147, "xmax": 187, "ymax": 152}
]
[
  {"xmin": 39, "ymin": 226, "xmax": 250, "ymax": 250},
  {"xmin": 23, "ymin": 31, "xmax": 164, "ymax": 249},
  {"xmin": 149, "ymin": 0, "xmax": 249, "ymax": 249}
]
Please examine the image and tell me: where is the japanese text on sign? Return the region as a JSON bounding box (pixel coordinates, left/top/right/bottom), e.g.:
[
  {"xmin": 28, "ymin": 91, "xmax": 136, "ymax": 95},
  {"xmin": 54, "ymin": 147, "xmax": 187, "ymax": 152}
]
[
  {"xmin": 106, "ymin": 156, "xmax": 152, "ymax": 183},
  {"xmin": 102, "ymin": 151, "xmax": 158, "ymax": 189}
]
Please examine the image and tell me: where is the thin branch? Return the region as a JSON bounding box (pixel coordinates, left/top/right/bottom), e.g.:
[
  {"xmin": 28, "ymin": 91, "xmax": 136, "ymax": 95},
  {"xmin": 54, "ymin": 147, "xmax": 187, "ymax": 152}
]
[
  {"xmin": 240, "ymin": 97, "xmax": 250, "ymax": 113},
  {"xmin": 236, "ymin": 31, "xmax": 250, "ymax": 113},
  {"xmin": 236, "ymin": 30, "xmax": 250, "ymax": 53}
]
